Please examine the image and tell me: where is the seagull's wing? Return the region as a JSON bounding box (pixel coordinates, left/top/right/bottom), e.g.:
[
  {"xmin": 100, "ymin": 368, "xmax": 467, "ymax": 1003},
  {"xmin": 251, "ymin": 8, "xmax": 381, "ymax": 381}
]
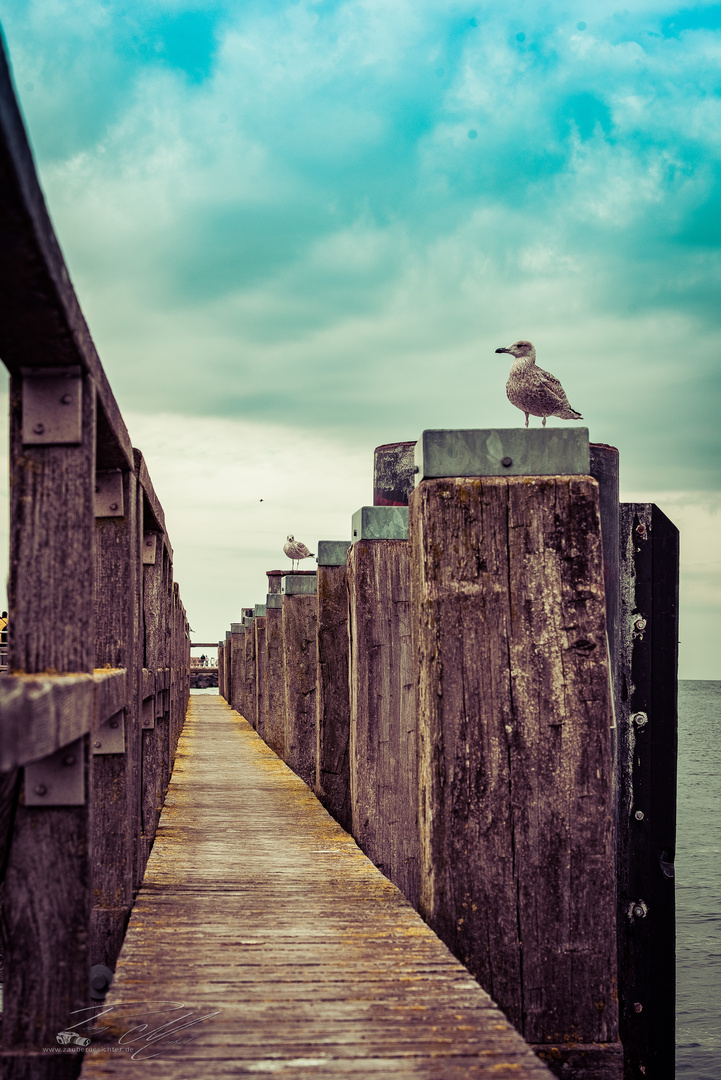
[
  {"xmin": 535, "ymin": 367, "xmax": 572, "ymax": 408},
  {"xmin": 295, "ymin": 542, "xmax": 313, "ymax": 558}
]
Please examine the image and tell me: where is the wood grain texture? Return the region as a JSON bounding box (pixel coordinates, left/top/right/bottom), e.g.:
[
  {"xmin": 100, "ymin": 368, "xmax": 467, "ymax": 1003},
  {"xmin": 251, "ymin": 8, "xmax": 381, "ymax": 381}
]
[
  {"xmin": 315, "ymin": 564, "xmax": 352, "ymax": 833},
  {"xmin": 91, "ymin": 469, "xmax": 139, "ymax": 963},
  {"xmin": 282, "ymin": 596, "xmax": 317, "ymax": 787},
  {"xmin": 254, "ymin": 618, "xmax": 267, "ymax": 740},
  {"xmin": 616, "ymin": 504, "xmax": 678, "ymax": 1080},
  {"xmin": 410, "ymin": 477, "xmax": 619, "ymax": 1063},
  {"xmin": 80, "ymin": 696, "xmax": 552, "ymax": 1080},
  {"xmin": 2, "ymin": 364, "xmax": 96, "ymax": 1060},
  {"xmin": 264, "ymin": 608, "xmax": 285, "ymax": 758},
  {"xmin": 229, "ymin": 630, "xmax": 243, "ymax": 715},
  {"xmin": 347, "ymin": 541, "xmax": 419, "ymax": 909},
  {"xmin": 244, "ymin": 625, "xmax": 257, "ymax": 729}
]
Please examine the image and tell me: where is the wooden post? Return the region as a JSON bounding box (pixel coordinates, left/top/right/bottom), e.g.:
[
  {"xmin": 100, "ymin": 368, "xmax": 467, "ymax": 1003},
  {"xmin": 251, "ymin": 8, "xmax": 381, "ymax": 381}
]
[
  {"xmin": 254, "ymin": 616, "xmax": 267, "ymax": 739},
  {"xmin": 374, "ymin": 441, "xmax": 417, "ymax": 505},
  {"xmin": 2, "ymin": 369, "xmax": 96, "ymax": 1053},
  {"xmin": 410, "ymin": 475, "xmax": 620, "ymax": 1075},
  {"xmin": 218, "ymin": 638, "xmax": 226, "ymax": 700},
  {"xmin": 617, "ymin": 504, "xmax": 678, "ymax": 1080},
  {"xmin": 91, "ymin": 460, "xmax": 141, "ymax": 963},
  {"xmin": 229, "ymin": 624, "xmax": 244, "ymax": 713},
  {"xmin": 316, "ymin": 542, "xmax": 352, "ymax": 832},
  {"xmin": 244, "ymin": 614, "xmax": 257, "ymax": 728},
  {"xmin": 282, "ymin": 575, "xmax": 317, "ymax": 786},
  {"xmin": 347, "ymin": 508, "xmax": 419, "ymax": 908},
  {"xmin": 264, "ymin": 573, "xmax": 286, "ymax": 757}
]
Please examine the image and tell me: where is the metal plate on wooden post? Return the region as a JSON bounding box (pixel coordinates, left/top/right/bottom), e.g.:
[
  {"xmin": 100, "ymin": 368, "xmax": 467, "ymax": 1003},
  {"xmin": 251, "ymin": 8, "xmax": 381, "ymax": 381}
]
[
  {"xmin": 25, "ymin": 737, "xmax": 85, "ymax": 804},
  {"xmin": 95, "ymin": 470, "xmax": 125, "ymax": 517},
  {"xmin": 415, "ymin": 428, "xmax": 590, "ymax": 480},
  {"xmin": 21, "ymin": 368, "xmax": 83, "ymax": 445},
  {"xmin": 281, "ymin": 574, "xmax": 317, "ymax": 595},
  {"xmin": 351, "ymin": 506, "xmax": 409, "ymax": 542},
  {"xmin": 317, "ymin": 540, "xmax": 352, "ymax": 566},
  {"xmin": 92, "ymin": 710, "xmax": 126, "ymax": 753},
  {"xmin": 142, "ymin": 532, "xmax": 157, "ymax": 564}
]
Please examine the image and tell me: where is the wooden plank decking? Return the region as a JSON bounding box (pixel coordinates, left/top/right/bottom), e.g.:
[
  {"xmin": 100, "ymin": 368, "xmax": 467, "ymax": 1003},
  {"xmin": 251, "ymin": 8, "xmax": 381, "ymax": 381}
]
[{"xmin": 80, "ymin": 695, "xmax": 551, "ymax": 1079}]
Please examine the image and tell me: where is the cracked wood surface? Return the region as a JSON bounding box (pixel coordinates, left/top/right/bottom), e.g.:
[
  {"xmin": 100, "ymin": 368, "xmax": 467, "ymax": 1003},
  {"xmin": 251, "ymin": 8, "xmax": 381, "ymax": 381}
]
[{"xmin": 80, "ymin": 695, "xmax": 551, "ymax": 1079}]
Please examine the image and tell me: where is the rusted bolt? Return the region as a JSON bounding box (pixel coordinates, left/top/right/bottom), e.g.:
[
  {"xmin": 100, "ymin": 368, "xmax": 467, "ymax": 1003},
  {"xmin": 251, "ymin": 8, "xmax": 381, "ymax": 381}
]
[
  {"xmin": 109, "ymin": 502, "xmax": 118, "ymax": 511},
  {"xmin": 634, "ymin": 617, "xmax": 647, "ymax": 631},
  {"xmin": 635, "ymin": 523, "xmax": 647, "ymax": 539},
  {"xmin": 633, "ymin": 903, "xmax": 647, "ymax": 918},
  {"xmin": 60, "ymin": 393, "xmax": 72, "ymax": 405},
  {"xmin": 501, "ymin": 456, "xmax": 513, "ymax": 467},
  {"xmin": 634, "ymin": 1002, "xmax": 643, "ymax": 1013},
  {"xmin": 94, "ymin": 741, "xmax": 101, "ymax": 749},
  {"xmin": 633, "ymin": 712, "xmax": 648, "ymax": 727},
  {"xmin": 146, "ymin": 538, "xmax": 153, "ymax": 546},
  {"xmin": 63, "ymin": 754, "xmax": 76, "ymax": 766},
  {"xmin": 34, "ymin": 784, "xmax": 47, "ymax": 796},
  {"xmin": 635, "ymin": 810, "xmax": 644, "ymax": 821},
  {"xmin": 33, "ymin": 422, "xmax": 45, "ymax": 435}
]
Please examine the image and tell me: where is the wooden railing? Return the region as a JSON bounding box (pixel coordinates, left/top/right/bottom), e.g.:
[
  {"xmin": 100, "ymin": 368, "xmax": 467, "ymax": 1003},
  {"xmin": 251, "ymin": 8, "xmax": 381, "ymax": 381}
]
[{"xmin": 0, "ymin": 37, "xmax": 190, "ymax": 1074}]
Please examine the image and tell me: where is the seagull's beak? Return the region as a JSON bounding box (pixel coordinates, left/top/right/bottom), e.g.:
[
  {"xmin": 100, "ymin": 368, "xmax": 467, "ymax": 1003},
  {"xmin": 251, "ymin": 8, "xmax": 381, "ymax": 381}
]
[{"xmin": 495, "ymin": 347, "xmax": 510, "ymax": 354}]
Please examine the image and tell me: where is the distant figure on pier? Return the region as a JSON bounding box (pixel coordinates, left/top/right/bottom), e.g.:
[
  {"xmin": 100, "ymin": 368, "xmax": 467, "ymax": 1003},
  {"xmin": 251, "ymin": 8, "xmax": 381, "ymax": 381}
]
[
  {"xmin": 496, "ymin": 340, "xmax": 583, "ymax": 428},
  {"xmin": 283, "ymin": 535, "xmax": 315, "ymax": 571}
]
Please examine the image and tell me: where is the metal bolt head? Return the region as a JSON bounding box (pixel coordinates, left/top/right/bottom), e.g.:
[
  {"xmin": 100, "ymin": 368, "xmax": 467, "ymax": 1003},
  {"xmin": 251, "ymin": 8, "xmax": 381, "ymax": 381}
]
[
  {"xmin": 635, "ymin": 523, "xmax": 647, "ymax": 539},
  {"xmin": 634, "ymin": 617, "xmax": 647, "ymax": 631},
  {"xmin": 632, "ymin": 712, "xmax": 648, "ymax": 727},
  {"xmin": 109, "ymin": 502, "xmax": 118, "ymax": 511},
  {"xmin": 635, "ymin": 809, "xmax": 644, "ymax": 821},
  {"xmin": 109, "ymin": 720, "xmax": 118, "ymax": 729},
  {"xmin": 94, "ymin": 741, "xmax": 101, "ymax": 749},
  {"xmin": 34, "ymin": 783, "xmax": 47, "ymax": 796},
  {"xmin": 633, "ymin": 904, "xmax": 645, "ymax": 918},
  {"xmin": 60, "ymin": 393, "xmax": 72, "ymax": 405},
  {"xmin": 63, "ymin": 754, "xmax": 76, "ymax": 766},
  {"xmin": 634, "ymin": 1002, "xmax": 643, "ymax": 1013},
  {"xmin": 33, "ymin": 422, "xmax": 45, "ymax": 435},
  {"xmin": 501, "ymin": 456, "xmax": 513, "ymax": 468}
]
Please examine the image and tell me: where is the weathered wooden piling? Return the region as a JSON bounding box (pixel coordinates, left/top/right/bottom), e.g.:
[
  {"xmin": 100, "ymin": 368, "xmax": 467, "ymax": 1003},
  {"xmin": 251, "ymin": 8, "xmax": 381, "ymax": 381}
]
[
  {"xmin": 617, "ymin": 504, "xmax": 678, "ymax": 1080},
  {"xmin": 254, "ymin": 611, "xmax": 267, "ymax": 740},
  {"xmin": 315, "ymin": 540, "xmax": 352, "ymax": 832},
  {"xmin": 282, "ymin": 574, "xmax": 318, "ymax": 787},
  {"xmin": 243, "ymin": 610, "xmax": 257, "ymax": 728},
  {"xmin": 263, "ymin": 573, "xmax": 286, "ymax": 757},
  {"xmin": 373, "ymin": 440, "xmax": 417, "ymax": 505},
  {"xmin": 229, "ymin": 623, "xmax": 244, "ymax": 713},
  {"xmin": 347, "ymin": 506, "xmax": 420, "ymax": 908},
  {"xmin": 410, "ymin": 428, "xmax": 620, "ymax": 1076}
]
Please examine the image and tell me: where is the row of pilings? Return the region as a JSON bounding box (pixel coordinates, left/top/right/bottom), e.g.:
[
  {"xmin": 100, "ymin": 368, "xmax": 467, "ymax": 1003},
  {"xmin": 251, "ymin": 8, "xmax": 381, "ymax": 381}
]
[{"xmin": 218, "ymin": 428, "xmax": 679, "ymax": 1080}]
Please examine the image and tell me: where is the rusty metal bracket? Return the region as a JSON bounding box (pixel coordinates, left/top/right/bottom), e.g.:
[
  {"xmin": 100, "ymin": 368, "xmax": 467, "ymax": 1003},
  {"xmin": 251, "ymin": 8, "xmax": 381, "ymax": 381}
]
[
  {"xmin": 24, "ymin": 737, "xmax": 85, "ymax": 805},
  {"xmin": 95, "ymin": 470, "xmax": 124, "ymax": 517},
  {"xmin": 92, "ymin": 710, "xmax": 125, "ymax": 754},
  {"xmin": 143, "ymin": 531, "xmax": 157, "ymax": 564},
  {"xmin": 21, "ymin": 367, "xmax": 83, "ymax": 445}
]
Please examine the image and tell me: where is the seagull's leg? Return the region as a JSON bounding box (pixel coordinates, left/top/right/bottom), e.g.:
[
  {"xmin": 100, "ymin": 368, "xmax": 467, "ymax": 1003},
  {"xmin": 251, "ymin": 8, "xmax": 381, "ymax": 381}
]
[
  {"xmin": 525, "ymin": 413, "xmax": 529, "ymax": 428},
  {"xmin": 542, "ymin": 416, "xmax": 547, "ymax": 428}
]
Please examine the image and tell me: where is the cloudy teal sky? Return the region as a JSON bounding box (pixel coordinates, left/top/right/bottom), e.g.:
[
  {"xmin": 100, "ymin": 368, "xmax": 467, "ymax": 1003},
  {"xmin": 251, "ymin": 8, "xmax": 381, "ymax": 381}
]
[{"xmin": 0, "ymin": 1, "xmax": 719, "ymax": 674}]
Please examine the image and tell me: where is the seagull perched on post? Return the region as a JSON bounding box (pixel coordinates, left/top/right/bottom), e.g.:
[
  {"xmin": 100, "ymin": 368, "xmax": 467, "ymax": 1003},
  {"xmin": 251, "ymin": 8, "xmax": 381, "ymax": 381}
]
[
  {"xmin": 283, "ymin": 535, "xmax": 315, "ymax": 571},
  {"xmin": 495, "ymin": 340, "xmax": 583, "ymax": 428}
]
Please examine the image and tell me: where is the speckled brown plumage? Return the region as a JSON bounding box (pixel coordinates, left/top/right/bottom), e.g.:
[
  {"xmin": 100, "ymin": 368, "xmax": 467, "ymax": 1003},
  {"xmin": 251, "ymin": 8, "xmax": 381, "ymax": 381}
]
[{"xmin": 496, "ymin": 339, "xmax": 583, "ymax": 427}]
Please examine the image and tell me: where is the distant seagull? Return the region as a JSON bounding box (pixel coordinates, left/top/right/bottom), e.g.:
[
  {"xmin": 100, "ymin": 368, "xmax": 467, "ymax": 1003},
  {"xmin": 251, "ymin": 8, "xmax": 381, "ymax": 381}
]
[
  {"xmin": 283, "ymin": 534, "xmax": 315, "ymax": 571},
  {"xmin": 495, "ymin": 340, "xmax": 583, "ymax": 428}
]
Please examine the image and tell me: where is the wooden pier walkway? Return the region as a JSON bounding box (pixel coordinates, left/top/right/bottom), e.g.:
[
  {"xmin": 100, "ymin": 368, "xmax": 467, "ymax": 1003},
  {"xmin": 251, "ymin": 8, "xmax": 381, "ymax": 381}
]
[{"xmin": 80, "ymin": 695, "xmax": 550, "ymax": 1079}]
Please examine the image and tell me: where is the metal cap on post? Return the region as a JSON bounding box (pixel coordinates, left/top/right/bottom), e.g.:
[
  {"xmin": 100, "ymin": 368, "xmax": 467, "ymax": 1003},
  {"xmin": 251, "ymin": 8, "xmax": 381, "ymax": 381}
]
[
  {"xmin": 317, "ymin": 541, "xmax": 351, "ymax": 566},
  {"xmin": 414, "ymin": 428, "xmax": 590, "ymax": 480},
  {"xmin": 281, "ymin": 574, "xmax": 317, "ymax": 596},
  {"xmin": 351, "ymin": 507, "xmax": 408, "ymax": 543},
  {"xmin": 254, "ymin": 604, "xmax": 267, "ymax": 618}
]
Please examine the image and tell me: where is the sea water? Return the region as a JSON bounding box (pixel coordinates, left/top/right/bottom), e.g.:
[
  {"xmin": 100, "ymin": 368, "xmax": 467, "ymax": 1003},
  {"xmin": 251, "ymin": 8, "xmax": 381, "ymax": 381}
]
[{"xmin": 676, "ymin": 680, "xmax": 721, "ymax": 1079}]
